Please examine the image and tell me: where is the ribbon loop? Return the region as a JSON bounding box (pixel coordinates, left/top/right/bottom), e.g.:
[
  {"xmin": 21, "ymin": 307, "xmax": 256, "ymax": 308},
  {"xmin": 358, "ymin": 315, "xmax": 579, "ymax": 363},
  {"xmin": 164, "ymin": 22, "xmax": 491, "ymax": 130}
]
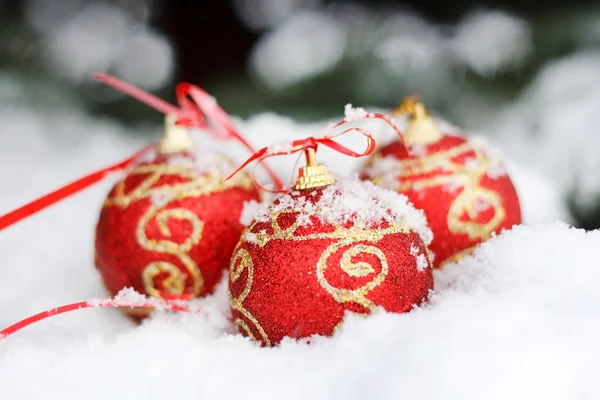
[{"xmin": 226, "ymin": 111, "xmax": 393, "ymax": 193}]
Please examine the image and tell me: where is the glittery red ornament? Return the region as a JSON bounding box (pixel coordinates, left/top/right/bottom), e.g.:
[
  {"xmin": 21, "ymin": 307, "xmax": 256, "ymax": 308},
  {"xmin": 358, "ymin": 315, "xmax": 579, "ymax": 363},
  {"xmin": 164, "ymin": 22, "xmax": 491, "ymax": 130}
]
[
  {"xmin": 227, "ymin": 126, "xmax": 434, "ymax": 346},
  {"xmin": 95, "ymin": 149, "xmax": 260, "ymax": 316},
  {"xmin": 360, "ymin": 98, "xmax": 521, "ymax": 268},
  {"xmin": 88, "ymin": 74, "xmax": 280, "ymax": 317},
  {"xmin": 229, "ymin": 183, "xmax": 433, "ymax": 346}
]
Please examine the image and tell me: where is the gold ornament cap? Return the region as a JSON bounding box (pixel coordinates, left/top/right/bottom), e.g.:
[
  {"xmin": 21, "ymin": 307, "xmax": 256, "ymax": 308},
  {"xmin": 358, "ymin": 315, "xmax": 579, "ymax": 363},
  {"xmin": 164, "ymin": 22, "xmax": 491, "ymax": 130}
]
[
  {"xmin": 159, "ymin": 114, "xmax": 196, "ymax": 154},
  {"xmin": 293, "ymin": 147, "xmax": 336, "ymax": 191},
  {"xmin": 393, "ymin": 97, "xmax": 443, "ymax": 145}
]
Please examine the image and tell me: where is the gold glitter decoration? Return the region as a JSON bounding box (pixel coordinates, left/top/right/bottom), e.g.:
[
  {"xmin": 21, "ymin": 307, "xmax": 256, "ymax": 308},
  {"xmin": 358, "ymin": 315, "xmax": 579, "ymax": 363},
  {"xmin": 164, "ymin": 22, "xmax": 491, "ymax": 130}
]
[
  {"xmin": 159, "ymin": 115, "xmax": 196, "ymax": 154},
  {"xmin": 104, "ymin": 157, "xmax": 255, "ymax": 299},
  {"xmin": 234, "ymin": 319, "xmax": 257, "ymax": 342},
  {"xmin": 142, "ymin": 262, "xmax": 188, "ymax": 298},
  {"xmin": 243, "ymin": 211, "xmax": 409, "ymax": 249},
  {"xmin": 293, "ymin": 147, "xmax": 336, "ymax": 191},
  {"xmin": 137, "ymin": 207, "xmax": 205, "ymax": 296},
  {"xmin": 340, "ymin": 244, "xmax": 378, "ymax": 277},
  {"xmin": 229, "ymin": 247, "xmax": 271, "ymax": 346},
  {"xmin": 317, "ymin": 241, "xmax": 388, "ymax": 310},
  {"xmin": 392, "ymin": 97, "xmax": 443, "ymax": 145},
  {"xmin": 369, "ymin": 142, "xmax": 506, "ymax": 243}
]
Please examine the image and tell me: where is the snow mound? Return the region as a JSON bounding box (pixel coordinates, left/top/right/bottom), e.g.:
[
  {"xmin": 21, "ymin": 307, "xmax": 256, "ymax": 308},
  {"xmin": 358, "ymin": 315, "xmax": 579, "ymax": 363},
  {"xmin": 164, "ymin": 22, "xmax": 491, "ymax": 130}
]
[{"xmin": 3, "ymin": 224, "xmax": 600, "ymax": 399}]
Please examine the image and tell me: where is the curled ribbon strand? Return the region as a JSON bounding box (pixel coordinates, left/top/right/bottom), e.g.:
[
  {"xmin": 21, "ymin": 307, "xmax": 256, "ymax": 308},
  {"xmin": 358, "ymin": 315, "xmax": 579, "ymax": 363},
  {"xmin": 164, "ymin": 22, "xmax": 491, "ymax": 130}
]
[
  {"xmin": 94, "ymin": 74, "xmax": 284, "ymax": 188},
  {"xmin": 226, "ymin": 112, "xmax": 408, "ymax": 193},
  {"xmin": 0, "ymin": 295, "xmax": 203, "ymax": 339},
  {"xmin": 349, "ymin": 112, "xmax": 411, "ymax": 155},
  {"xmin": 226, "ymin": 116, "xmax": 386, "ymax": 193}
]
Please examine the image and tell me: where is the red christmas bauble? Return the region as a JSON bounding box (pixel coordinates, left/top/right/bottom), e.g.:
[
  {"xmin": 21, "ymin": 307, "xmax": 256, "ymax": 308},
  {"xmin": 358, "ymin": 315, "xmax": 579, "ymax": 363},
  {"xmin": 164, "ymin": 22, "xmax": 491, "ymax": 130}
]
[
  {"xmin": 361, "ymin": 114, "xmax": 521, "ymax": 268},
  {"xmin": 228, "ymin": 179, "xmax": 433, "ymax": 346},
  {"xmin": 95, "ymin": 149, "xmax": 260, "ymax": 317}
]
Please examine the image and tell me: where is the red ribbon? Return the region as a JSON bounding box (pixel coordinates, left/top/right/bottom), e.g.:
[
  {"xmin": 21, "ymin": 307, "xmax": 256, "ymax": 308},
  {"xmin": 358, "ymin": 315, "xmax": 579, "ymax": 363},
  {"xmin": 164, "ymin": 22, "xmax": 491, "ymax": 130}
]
[
  {"xmin": 94, "ymin": 74, "xmax": 284, "ymax": 188},
  {"xmin": 0, "ymin": 75, "xmax": 285, "ymax": 231},
  {"xmin": 0, "ymin": 296, "xmax": 202, "ymax": 339},
  {"xmin": 0, "ymin": 144, "xmax": 155, "ymax": 231},
  {"xmin": 227, "ymin": 112, "xmax": 406, "ymax": 192}
]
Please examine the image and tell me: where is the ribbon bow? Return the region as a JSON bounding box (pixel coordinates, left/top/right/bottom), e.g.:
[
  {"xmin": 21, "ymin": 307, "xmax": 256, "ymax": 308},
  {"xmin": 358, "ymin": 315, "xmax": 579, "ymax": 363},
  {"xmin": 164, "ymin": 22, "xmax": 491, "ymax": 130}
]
[{"xmin": 227, "ymin": 112, "xmax": 406, "ymax": 193}]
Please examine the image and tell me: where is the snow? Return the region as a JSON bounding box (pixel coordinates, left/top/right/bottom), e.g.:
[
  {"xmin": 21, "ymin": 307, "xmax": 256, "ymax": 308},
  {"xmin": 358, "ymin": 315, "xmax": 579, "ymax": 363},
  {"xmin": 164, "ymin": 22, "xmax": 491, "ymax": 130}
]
[
  {"xmin": 247, "ymin": 178, "xmax": 433, "ymax": 245},
  {"xmin": 88, "ymin": 288, "xmax": 203, "ymax": 313},
  {"xmin": 266, "ymin": 141, "xmax": 296, "ymax": 154},
  {"xmin": 415, "ymin": 254, "xmax": 428, "ymax": 272},
  {"xmin": 240, "ymin": 200, "xmax": 262, "ymax": 226},
  {"xmin": 5, "ymin": 222, "xmax": 600, "ymax": 398},
  {"xmin": 150, "ymin": 189, "xmax": 174, "ymax": 208},
  {"xmin": 486, "ymin": 164, "xmax": 507, "ymax": 179},
  {"xmin": 410, "ymin": 245, "xmax": 429, "ymax": 272},
  {"xmin": 89, "ymin": 288, "xmax": 150, "ymax": 308},
  {"xmin": 344, "ymin": 103, "xmax": 369, "ymax": 121},
  {"xmin": 0, "ymin": 80, "xmax": 591, "ymax": 399}
]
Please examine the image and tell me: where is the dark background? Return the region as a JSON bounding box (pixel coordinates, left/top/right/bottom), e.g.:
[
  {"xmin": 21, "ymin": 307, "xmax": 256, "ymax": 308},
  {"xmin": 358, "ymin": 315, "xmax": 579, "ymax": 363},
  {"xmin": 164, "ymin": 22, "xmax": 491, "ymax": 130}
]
[{"xmin": 157, "ymin": 0, "xmax": 584, "ymax": 84}]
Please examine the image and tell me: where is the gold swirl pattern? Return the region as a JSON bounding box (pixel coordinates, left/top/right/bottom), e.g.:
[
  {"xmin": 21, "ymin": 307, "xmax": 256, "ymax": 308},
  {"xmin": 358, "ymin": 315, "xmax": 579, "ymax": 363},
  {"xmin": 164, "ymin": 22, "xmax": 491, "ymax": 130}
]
[
  {"xmin": 372, "ymin": 142, "xmax": 506, "ymax": 242},
  {"xmin": 317, "ymin": 241, "xmax": 388, "ymax": 310},
  {"xmin": 229, "ymin": 246, "xmax": 271, "ymax": 346},
  {"xmin": 142, "ymin": 261, "xmax": 187, "ymax": 297},
  {"xmin": 104, "ymin": 157, "xmax": 254, "ymax": 299},
  {"xmin": 137, "ymin": 206, "xmax": 205, "ymax": 296},
  {"xmin": 230, "ymin": 209, "xmax": 411, "ymax": 345}
]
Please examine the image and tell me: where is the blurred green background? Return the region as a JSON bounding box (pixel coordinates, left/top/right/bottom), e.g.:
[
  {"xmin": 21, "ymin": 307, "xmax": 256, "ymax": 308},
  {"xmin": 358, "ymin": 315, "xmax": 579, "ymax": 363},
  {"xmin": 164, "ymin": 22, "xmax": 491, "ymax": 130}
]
[{"xmin": 0, "ymin": 0, "xmax": 598, "ymax": 121}]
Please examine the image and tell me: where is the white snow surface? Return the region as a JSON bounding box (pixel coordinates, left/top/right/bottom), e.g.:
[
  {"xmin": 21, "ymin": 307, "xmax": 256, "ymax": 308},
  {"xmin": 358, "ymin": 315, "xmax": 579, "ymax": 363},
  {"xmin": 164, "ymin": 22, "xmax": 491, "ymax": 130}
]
[{"xmin": 0, "ymin": 91, "xmax": 588, "ymax": 398}]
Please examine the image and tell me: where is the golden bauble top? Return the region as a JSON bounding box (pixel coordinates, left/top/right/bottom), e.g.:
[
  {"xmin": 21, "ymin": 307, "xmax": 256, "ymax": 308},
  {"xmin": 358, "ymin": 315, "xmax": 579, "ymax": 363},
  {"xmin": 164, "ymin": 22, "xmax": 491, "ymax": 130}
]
[
  {"xmin": 159, "ymin": 114, "xmax": 196, "ymax": 154},
  {"xmin": 293, "ymin": 147, "xmax": 336, "ymax": 191},
  {"xmin": 393, "ymin": 97, "xmax": 443, "ymax": 145}
]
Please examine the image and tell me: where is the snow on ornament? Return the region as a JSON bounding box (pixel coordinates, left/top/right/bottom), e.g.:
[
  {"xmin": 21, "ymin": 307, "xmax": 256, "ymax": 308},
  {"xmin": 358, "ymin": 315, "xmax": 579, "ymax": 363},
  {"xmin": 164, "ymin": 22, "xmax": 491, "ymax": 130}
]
[
  {"xmin": 360, "ymin": 97, "xmax": 522, "ymax": 268},
  {"xmin": 0, "ymin": 74, "xmax": 283, "ymax": 318},
  {"xmin": 226, "ymin": 117, "xmax": 434, "ymax": 346}
]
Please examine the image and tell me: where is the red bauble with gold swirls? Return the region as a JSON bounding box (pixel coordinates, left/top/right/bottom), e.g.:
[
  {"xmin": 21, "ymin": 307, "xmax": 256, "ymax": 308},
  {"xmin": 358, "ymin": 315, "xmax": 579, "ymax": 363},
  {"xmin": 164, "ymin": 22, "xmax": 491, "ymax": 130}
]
[
  {"xmin": 95, "ymin": 149, "xmax": 259, "ymax": 317},
  {"xmin": 228, "ymin": 177, "xmax": 433, "ymax": 347},
  {"xmin": 360, "ymin": 99, "xmax": 521, "ymax": 268}
]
